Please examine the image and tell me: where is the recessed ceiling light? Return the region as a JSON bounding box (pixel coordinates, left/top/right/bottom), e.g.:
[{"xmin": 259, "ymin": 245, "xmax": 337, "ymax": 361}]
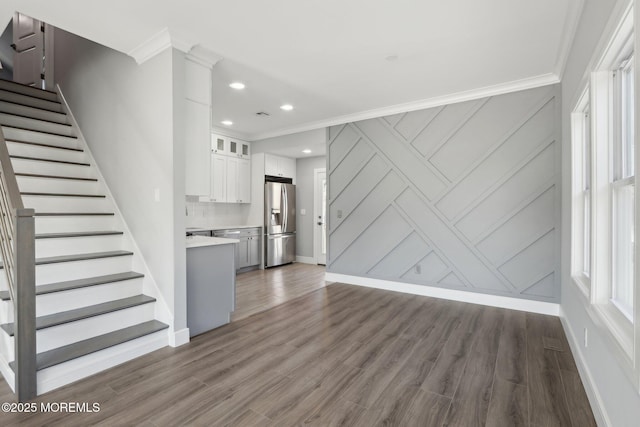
[
  {"xmin": 221, "ymin": 120, "xmax": 233, "ymax": 126},
  {"xmin": 302, "ymin": 149, "xmax": 312, "ymax": 154},
  {"xmin": 280, "ymin": 104, "xmax": 294, "ymax": 111},
  {"xmin": 229, "ymin": 82, "xmax": 245, "ymax": 90}
]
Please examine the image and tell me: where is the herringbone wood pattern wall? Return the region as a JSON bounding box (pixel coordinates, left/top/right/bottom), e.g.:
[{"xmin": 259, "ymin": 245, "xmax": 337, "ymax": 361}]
[{"xmin": 327, "ymin": 85, "xmax": 559, "ymax": 302}]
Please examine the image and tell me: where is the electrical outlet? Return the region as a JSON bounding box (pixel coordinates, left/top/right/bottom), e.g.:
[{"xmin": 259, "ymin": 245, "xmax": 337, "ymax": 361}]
[
  {"xmin": 415, "ymin": 265, "xmax": 421, "ymax": 274},
  {"xmin": 300, "ymin": 209, "xmax": 306, "ymax": 215},
  {"xmin": 584, "ymin": 327, "xmax": 588, "ymax": 348},
  {"xmin": 154, "ymin": 188, "xmax": 161, "ymax": 202}
]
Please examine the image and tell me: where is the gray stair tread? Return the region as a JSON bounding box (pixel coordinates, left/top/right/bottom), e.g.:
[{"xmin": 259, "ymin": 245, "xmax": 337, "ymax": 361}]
[
  {"xmin": 0, "ymin": 250, "xmax": 133, "ymax": 270},
  {"xmin": 10, "ymin": 154, "xmax": 89, "ymax": 166},
  {"xmin": 1, "ymin": 295, "xmax": 156, "ymax": 335},
  {"xmin": 0, "ymin": 111, "xmax": 72, "ymax": 127},
  {"xmin": 9, "ymin": 320, "xmax": 168, "ymax": 371},
  {"xmin": 17, "ymin": 173, "xmax": 96, "ymax": 182},
  {"xmin": 35, "ymin": 212, "xmax": 114, "ymax": 216},
  {"xmin": 0, "ymin": 124, "xmax": 77, "ymax": 139},
  {"xmin": 0, "ymin": 99, "xmax": 67, "ymax": 116},
  {"xmin": 36, "ymin": 230, "xmax": 123, "ymax": 239},
  {"xmin": 0, "ymin": 79, "xmax": 58, "ymax": 97},
  {"xmin": 21, "ymin": 192, "xmax": 105, "ymax": 198},
  {"xmin": 0, "ymin": 271, "xmax": 144, "ymax": 301},
  {"xmin": 7, "ymin": 139, "xmax": 82, "ymax": 152}
]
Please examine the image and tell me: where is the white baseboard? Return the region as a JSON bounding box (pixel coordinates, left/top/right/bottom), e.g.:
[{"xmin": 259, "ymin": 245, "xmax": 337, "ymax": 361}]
[
  {"xmin": 559, "ymin": 307, "xmax": 611, "ymax": 427},
  {"xmin": 169, "ymin": 328, "xmax": 190, "ymax": 347},
  {"xmin": 325, "ymin": 273, "xmax": 560, "ymax": 316},
  {"xmin": 296, "ymin": 256, "xmax": 317, "ymax": 265},
  {"xmin": 0, "ymin": 352, "xmax": 14, "ymax": 393}
]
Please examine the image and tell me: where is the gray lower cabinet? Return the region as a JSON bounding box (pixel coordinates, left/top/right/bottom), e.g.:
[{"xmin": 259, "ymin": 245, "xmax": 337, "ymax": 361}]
[{"xmin": 213, "ymin": 227, "xmax": 261, "ymax": 271}]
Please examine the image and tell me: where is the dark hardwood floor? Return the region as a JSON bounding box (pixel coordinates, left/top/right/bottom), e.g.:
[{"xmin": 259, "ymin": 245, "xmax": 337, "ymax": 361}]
[{"xmin": 0, "ymin": 282, "xmax": 595, "ymax": 426}]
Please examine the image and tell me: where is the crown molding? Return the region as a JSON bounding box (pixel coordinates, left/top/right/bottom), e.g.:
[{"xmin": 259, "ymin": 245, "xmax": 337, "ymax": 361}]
[
  {"xmin": 249, "ymin": 72, "xmax": 560, "ymax": 141},
  {"xmin": 127, "ymin": 27, "xmax": 198, "ymax": 64},
  {"xmin": 210, "ymin": 126, "xmax": 251, "ymax": 141},
  {"xmin": 186, "ymin": 46, "xmax": 223, "ymax": 69}
]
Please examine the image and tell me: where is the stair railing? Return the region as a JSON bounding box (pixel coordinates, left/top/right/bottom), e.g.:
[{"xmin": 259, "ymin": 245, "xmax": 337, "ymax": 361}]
[{"xmin": 0, "ymin": 129, "xmax": 36, "ymax": 401}]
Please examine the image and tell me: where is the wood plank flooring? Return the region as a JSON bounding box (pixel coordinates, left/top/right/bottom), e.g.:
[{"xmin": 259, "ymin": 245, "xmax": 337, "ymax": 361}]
[
  {"xmin": 0, "ymin": 281, "xmax": 595, "ymax": 426},
  {"xmin": 232, "ymin": 263, "xmax": 327, "ymax": 321}
]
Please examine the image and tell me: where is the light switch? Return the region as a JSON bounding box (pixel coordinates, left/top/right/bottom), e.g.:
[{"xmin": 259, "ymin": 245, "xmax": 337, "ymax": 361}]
[
  {"xmin": 300, "ymin": 209, "xmax": 306, "ymax": 215},
  {"xmin": 154, "ymin": 188, "xmax": 161, "ymax": 202},
  {"xmin": 337, "ymin": 209, "xmax": 343, "ymax": 219}
]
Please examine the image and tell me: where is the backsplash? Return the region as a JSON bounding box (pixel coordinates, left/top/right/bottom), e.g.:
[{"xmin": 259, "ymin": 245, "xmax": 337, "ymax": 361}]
[{"xmin": 185, "ymin": 196, "xmax": 252, "ymax": 227}]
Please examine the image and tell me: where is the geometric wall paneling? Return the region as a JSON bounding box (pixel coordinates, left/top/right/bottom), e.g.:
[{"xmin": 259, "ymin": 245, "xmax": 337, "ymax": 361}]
[
  {"xmin": 428, "ymin": 86, "xmax": 556, "ymax": 182},
  {"xmin": 329, "ymin": 205, "xmax": 412, "ymax": 274},
  {"xmin": 368, "ymin": 232, "xmax": 432, "ymax": 279},
  {"xmin": 328, "ymin": 85, "xmax": 560, "ymax": 302}
]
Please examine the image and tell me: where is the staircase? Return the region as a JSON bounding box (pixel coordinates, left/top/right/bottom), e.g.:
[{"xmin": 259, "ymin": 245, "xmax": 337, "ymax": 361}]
[{"xmin": 0, "ymin": 79, "xmax": 169, "ymax": 395}]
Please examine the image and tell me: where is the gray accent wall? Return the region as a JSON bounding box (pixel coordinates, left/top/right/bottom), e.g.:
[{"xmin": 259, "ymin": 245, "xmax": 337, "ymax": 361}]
[{"xmin": 327, "ymin": 85, "xmax": 560, "ymax": 302}]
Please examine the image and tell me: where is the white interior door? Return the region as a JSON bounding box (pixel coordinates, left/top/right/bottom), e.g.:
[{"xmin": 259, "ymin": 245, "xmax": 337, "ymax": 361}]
[
  {"xmin": 13, "ymin": 12, "xmax": 43, "ymax": 87},
  {"xmin": 314, "ymin": 168, "xmax": 327, "ymax": 265}
]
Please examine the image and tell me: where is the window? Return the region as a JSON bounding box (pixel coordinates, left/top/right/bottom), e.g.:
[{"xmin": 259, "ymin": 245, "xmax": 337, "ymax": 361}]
[
  {"xmin": 611, "ymin": 55, "xmax": 635, "ymax": 319},
  {"xmin": 571, "ymin": 3, "xmax": 638, "ymax": 376},
  {"xmin": 571, "ymin": 89, "xmax": 592, "ymax": 295}
]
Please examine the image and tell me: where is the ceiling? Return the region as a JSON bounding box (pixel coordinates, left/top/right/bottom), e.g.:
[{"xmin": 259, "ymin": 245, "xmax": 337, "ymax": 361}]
[{"xmin": 0, "ymin": 1, "xmax": 583, "ymax": 142}]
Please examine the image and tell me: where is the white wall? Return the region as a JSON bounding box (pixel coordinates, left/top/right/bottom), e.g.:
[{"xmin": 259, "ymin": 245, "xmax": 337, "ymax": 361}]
[
  {"xmin": 54, "ymin": 30, "xmax": 184, "ymax": 330},
  {"xmin": 296, "ymin": 156, "xmax": 326, "ymax": 259},
  {"xmin": 560, "ymin": 1, "xmax": 640, "ymax": 426}
]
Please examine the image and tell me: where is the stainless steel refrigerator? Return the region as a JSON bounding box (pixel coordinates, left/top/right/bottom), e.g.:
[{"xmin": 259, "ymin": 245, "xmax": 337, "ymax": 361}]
[{"xmin": 264, "ymin": 182, "xmax": 296, "ymax": 267}]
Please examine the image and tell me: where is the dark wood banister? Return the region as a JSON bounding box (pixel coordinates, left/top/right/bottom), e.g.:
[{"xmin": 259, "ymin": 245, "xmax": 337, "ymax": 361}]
[{"xmin": 0, "ymin": 128, "xmax": 36, "ymax": 401}]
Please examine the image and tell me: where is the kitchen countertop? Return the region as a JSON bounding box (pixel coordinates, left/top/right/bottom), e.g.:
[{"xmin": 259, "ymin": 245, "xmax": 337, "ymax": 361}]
[
  {"xmin": 186, "ymin": 225, "xmax": 262, "ymax": 232},
  {"xmin": 186, "ymin": 235, "xmax": 240, "ymax": 249}
]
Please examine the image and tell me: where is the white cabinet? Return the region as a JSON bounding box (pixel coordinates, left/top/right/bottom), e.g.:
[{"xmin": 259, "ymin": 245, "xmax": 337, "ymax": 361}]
[
  {"xmin": 265, "ymin": 153, "xmax": 296, "ymax": 179},
  {"xmin": 184, "ymin": 101, "xmax": 211, "ymax": 195},
  {"xmin": 208, "ymin": 154, "xmax": 251, "ymax": 203},
  {"xmin": 212, "ymin": 134, "xmax": 251, "ymax": 159},
  {"xmin": 210, "ymin": 154, "xmax": 227, "ymax": 202}
]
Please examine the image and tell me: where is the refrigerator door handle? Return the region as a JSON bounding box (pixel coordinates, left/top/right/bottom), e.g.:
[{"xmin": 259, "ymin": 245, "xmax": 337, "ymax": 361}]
[{"xmin": 282, "ymin": 185, "xmax": 287, "ymax": 232}]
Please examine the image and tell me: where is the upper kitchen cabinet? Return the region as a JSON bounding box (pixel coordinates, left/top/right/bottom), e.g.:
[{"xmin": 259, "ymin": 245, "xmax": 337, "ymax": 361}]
[
  {"xmin": 184, "ymin": 56, "xmax": 213, "ymax": 196},
  {"xmin": 265, "ymin": 153, "xmax": 296, "ymax": 179},
  {"xmin": 206, "ymin": 134, "xmax": 251, "ymax": 203}
]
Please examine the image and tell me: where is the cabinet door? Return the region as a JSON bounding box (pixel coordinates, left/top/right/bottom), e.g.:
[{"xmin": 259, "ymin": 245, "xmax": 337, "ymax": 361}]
[
  {"xmin": 210, "ymin": 154, "xmax": 227, "ymax": 202},
  {"xmin": 264, "ymin": 154, "xmax": 279, "ymax": 176},
  {"xmin": 228, "ymin": 139, "xmax": 239, "ymax": 156},
  {"xmin": 185, "ymin": 101, "xmax": 211, "ymax": 195},
  {"xmin": 240, "ymin": 142, "xmax": 250, "ymax": 159},
  {"xmin": 280, "ymin": 157, "xmax": 296, "ymax": 180},
  {"xmin": 226, "ymin": 157, "xmax": 239, "ymax": 203},
  {"xmin": 248, "ymin": 235, "xmax": 260, "ymax": 266},
  {"xmin": 212, "ymin": 134, "xmax": 228, "ymax": 155},
  {"xmin": 237, "ymin": 238, "xmax": 250, "ymax": 269},
  {"xmin": 237, "ymin": 159, "xmax": 251, "ymax": 203}
]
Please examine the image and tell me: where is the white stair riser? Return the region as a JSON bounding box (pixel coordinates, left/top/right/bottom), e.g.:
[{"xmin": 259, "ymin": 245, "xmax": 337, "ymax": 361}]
[
  {"xmin": 17, "ymin": 176, "xmax": 100, "ymax": 195},
  {"xmin": 22, "ymin": 196, "xmax": 110, "ymax": 213},
  {"xmin": 8, "ymin": 142, "xmax": 88, "ymax": 164},
  {"xmin": 0, "ymin": 114, "xmax": 74, "ymax": 137},
  {"xmin": 34, "ymin": 279, "xmax": 144, "ymax": 316},
  {"xmin": 11, "ymin": 159, "xmax": 93, "ymax": 178},
  {"xmin": 0, "ymin": 82, "xmax": 59, "ymax": 102},
  {"xmin": 35, "ymin": 216, "xmax": 117, "ymax": 234},
  {"xmin": 0, "ymin": 101, "xmax": 68, "ymax": 124},
  {"xmin": 2, "ymin": 127, "xmax": 79, "ymax": 148},
  {"xmin": 36, "ymin": 235, "xmax": 124, "ymax": 258},
  {"xmin": 37, "ymin": 331, "xmax": 167, "ymax": 395},
  {"xmin": 32, "ymin": 256, "xmax": 133, "ymax": 285},
  {"xmin": 1, "ymin": 278, "xmax": 143, "ymax": 318},
  {"xmin": 3, "ymin": 303, "xmax": 156, "ymax": 360},
  {"xmin": 0, "ymin": 90, "xmax": 62, "ymax": 112},
  {"xmin": 35, "ymin": 304, "xmax": 156, "ymax": 353}
]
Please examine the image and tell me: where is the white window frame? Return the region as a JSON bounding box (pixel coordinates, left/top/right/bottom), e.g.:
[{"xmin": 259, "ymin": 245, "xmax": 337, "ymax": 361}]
[
  {"xmin": 571, "ymin": 88, "xmax": 592, "ymax": 297},
  {"xmin": 571, "ymin": 1, "xmax": 640, "ymax": 390}
]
